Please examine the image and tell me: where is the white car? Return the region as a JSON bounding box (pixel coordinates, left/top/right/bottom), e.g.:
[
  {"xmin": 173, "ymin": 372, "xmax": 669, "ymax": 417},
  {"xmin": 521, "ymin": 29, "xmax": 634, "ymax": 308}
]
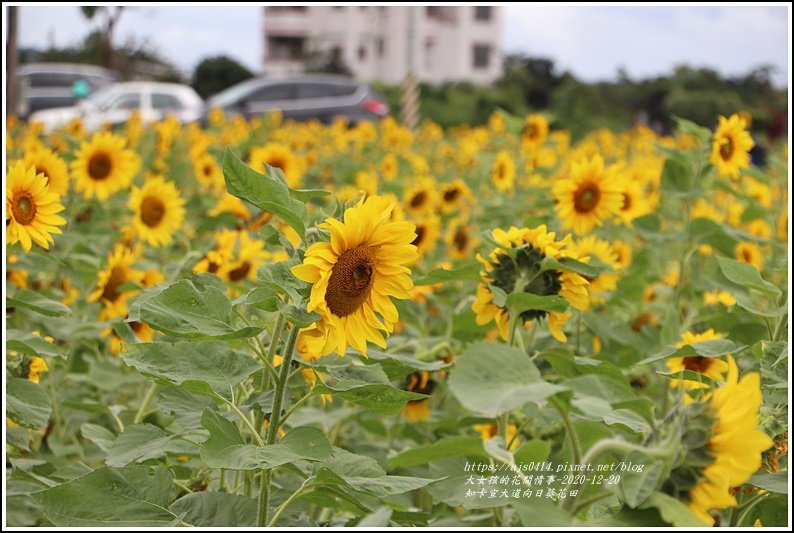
[{"xmin": 29, "ymin": 82, "xmax": 203, "ymax": 131}]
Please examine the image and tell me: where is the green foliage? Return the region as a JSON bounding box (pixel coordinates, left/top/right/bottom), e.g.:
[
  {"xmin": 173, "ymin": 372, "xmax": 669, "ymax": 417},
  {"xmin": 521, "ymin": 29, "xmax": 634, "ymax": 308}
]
[{"xmin": 191, "ymin": 55, "xmax": 253, "ymax": 99}]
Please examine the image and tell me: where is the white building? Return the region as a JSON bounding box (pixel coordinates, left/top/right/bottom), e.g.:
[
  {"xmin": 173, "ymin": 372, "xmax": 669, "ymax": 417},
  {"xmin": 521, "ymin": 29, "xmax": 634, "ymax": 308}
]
[{"xmin": 262, "ymin": 6, "xmax": 503, "ymax": 84}]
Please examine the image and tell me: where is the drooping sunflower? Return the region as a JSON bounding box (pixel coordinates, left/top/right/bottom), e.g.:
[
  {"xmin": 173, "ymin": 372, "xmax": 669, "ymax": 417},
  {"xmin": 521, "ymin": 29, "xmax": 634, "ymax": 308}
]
[
  {"xmin": 128, "ymin": 176, "xmax": 186, "ymax": 248},
  {"xmin": 735, "ymin": 241, "xmax": 764, "ymax": 270},
  {"xmin": 71, "ymin": 132, "xmax": 139, "ymax": 200},
  {"xmin": 553, "ymin": 155, "xmax": 624, "ymax": 235},
  {"xmin": 89, "ymin": 244, "xmax": 145, "ymax": 321},
  {"xmin": 403, "ymin": 176, "xmax": 438, "ymax": 217},
  {"xmin": 662, "ymin": 356, "xmax": 773, "ymax": 525},
  {"xmin": 472, "ymin": 226, "xmax": 590, "ymax": 342},
  {"xmin": 6, "ymin": 162, "xmax": 67, "ymax": 252},
  {"xmin": 291, "ymin": 195, "xmax": 417, "ymax": 357},
  {"xmin": 411, "ymin": 216, "xmax": 441, "ymax": 262},
  {"xmin": 248, "ymin": 143, "xmax": 303, "ymax": 187},
  {"xmin": 570, "ymin": 235, "xmax": 621, "ymax": 304},
  {"xmin": 490, "ymin": 150, "xmax": 516, "ymax": 192},
  {"xmin": 439, "ymin": 178, "xmax": 473, "ymax": 214},
  {"xmin": 401, "ymin": 371, "xmax": 435, "ymax": 422},
  {"xmin": 667, "ymin": 329, "xmax": 730, "ymax": 392},
  {"xmin": 710, "ymin": 114, "xmax": 754, "ymax": 179},
  {"xmin": 23, "ymin": 148, "xmax": 69, "ymax": 196}
]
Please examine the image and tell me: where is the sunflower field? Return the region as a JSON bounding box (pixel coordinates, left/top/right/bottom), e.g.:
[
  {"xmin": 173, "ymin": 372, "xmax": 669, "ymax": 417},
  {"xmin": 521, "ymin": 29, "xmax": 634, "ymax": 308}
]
[{"xmin": 4, "ymin": 109, "xmax": 789, "ymax": 527}]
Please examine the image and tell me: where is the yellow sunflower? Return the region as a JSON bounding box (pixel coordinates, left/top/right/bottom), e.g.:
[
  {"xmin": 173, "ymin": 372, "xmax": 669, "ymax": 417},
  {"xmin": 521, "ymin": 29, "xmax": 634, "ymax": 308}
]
[
  {"xmin": 473, "ymin": 422, "xmax": 520, "ymax": 451},
  {"xmin": 128, "ymin": 176, "xmax": 186, "ymax": 248},
  {"xmin": 194, "ymin": 228, "xmax": 239, "ymax": 276},
  {"xmin": 401, "ymin": 371, "xmax": 435, "ymax": 422},
  {"xmin": 445, "ymin": 218, "xmax": 478, "ymax": 260},
  {"xmin": 685, "ymin": 356, "xmax": 773, "ymax": 524},
  {"xmin": 355, "ymin": 170, "xmax": 378, "ymax": 196},
  {"xmin": 71, "ymin": 132, "xmax": 139, "ymax": 200},
  {"xmin": 615, "ymin": 177, "xmax": 650, "ymax": 226},
  {"xmin": 403, "ymin": 177, "xmax": 438, "ymax": 217},
  {"xmin": 439, "ymin": 178, "xmax": 473, "ymax": 214},
  {"xmin": 710, "ymin": 114, "xmax": 754, "ymax": 179},
  {"xmin": 553, "ymin": 155, "xmax": 624, "ymax": 235},
  {"xmin": 89, "ymin": 244, "xmax": 145, "ymax": 321},
  {"xmin": 248, "ymin": 143, "xmax": 303, "ymax": 187},
  {"xmin": 217, "ymin": 231, "xmax": 270, "ymax": 285},
  {"xmin": 491, "ymin": 150, "xmax": 516, "ymax": 192},
  {"xmin": 521, "ymin": 114, "xmax": 549, "ymax": 151},
  {"xmin": 291, "ymin": 195, "xmax": 417, "ymax": 357},
  {"xmin": 411, "ymin": 216, "xmax": 441, "ymax": 262},
  {"xmin": 472, "ymin": 226, "xmax": 590, "ymax": 342},
  {"xmin": 611, "ymin": 240, "xmax": 633, "ymax": 270},
  {"xmin": 27, "ymin": 356, "xmax": 49, "ymax": 384},
  {"xmin": 22, "ymin": 148, "xmax": 69, "ymax": 196},
  {"xmin": 208, "ymin": 192, "xmax": 251, "ymax": 223},
  {"xmin": 380, "ymin": 153, "xmax": 399, "ymax": 182},
  {"xmin": 735, "ymin": 242, "xmax": 764, "ymax": 270},
  {"xmin": 668, "ymin": 329, "xmax": 730, "ymax": 392},
  {"xmin": 703, "ymin": 290, "xmax": 736, "ymax": 307},
  {"xmin": 193, "ymin": 152, "xmax": 225, "ymax": 192},
  {"xmin": 6, "ymin": 162, "xmax": 67, "ymax": 252},
  {"xmin": 570, "ymin": 235, "xmax": 620, "ymax": 304}
]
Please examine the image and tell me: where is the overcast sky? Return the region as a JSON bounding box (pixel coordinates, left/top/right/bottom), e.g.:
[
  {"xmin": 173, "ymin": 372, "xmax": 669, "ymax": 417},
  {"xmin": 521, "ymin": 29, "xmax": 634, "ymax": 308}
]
[{"xmin": 16, "ymin": 5, "xmax": 790, "ymax": 86}]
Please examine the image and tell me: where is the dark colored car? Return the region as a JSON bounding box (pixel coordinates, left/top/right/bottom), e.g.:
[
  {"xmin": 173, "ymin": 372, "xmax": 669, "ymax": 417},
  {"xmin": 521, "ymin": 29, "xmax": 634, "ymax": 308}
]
[
  {"xmin": 17, "ymin": 63, "xmax": 117, "ymax": 118},
  {"xmin": 205, "ymin": 75, "xmax": 389, "ymax": 124}
]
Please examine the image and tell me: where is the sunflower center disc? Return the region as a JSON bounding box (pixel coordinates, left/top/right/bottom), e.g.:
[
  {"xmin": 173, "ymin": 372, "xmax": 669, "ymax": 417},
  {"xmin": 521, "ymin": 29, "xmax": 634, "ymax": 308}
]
[
  {"xmin": 268, "ymin": 157, "xmax": 286, "ymax": 172},
  {"xmin": 325, "ymin": 245, "xmax": 375, "ymax": 317},
  {"xmin": 412, "ymin": 226, "xmax": 426, "ymax": 247},
  {"xmin": 204, "ymin": 164, "xmax": 213, "ymax": 176},
  {"xmin": 140, "ymin": 196, "xmax": 167, "ymax": 227},
  {"xmin": 410, "ymin": 191, "xmax": 427, "ymax": 208},
  {"xmin": 228, "ymin": 261, "xmax": 252, "ymax": 282},
  {"xmin": 621, "ymin": 192, "xmax": 633, "ymax": 211},
  {"xmin": 574, "ymin": 182, "xmax": 601, "ymax": 213},
  {"xmin": 88, "ymin": 152, "xmax": 113, "ymax": 181},
  {"xmin": 453, "ymin": 228, "xmax": 468, "ymax": 251},
  {"xmin": 102, "ymin": 266, "xmax": 127, "ymax": 303},
  {"xmin": 525, "ymin": 124, "xmax": 538, "ymax": 140},
  {"xmin": 443, "ymin": 188, "xmax": 460, "ymax": 202},
  {"xmin": 720, "ymin": 138, "xmax": 734, "ymax": 161},
  {"xmin": 682, "ymin": 356, "xmax": 712, "ymax": 373},
  {"xmin": 13, "ymin": 192, "xmax": 37, "ymax": 225}
]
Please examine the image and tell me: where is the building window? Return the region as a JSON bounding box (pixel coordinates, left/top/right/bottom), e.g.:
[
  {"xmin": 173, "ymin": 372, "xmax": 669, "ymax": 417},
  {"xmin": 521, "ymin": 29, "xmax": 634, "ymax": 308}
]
[
  {"xmin": 472, "ymin": 45, "xmax": 490, "ymax": 69},
  {"xmin": 358, "ymin": 46, "xmax": 367, "ymax": 61},
  {"xmin": 376, "ymin": 37, "xmax": 385, "ymax": 57},
  {"xmin": 474, "ymin": 6, "xmax": 492, "ymax": 21},
  {"xmin": 267, "ymin": 36, "xmax": 306, "ymax": 60}
]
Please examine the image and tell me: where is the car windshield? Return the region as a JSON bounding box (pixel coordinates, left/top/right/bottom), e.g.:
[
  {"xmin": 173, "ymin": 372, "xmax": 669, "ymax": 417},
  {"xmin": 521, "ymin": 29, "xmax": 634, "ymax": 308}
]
[{"xmin": 207, "ymin": 78, "xmax": 266, "ymax": 108}]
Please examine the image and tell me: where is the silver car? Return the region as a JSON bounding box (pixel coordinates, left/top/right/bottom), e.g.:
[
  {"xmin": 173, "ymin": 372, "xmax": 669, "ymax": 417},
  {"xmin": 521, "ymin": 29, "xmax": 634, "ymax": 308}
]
[
  {"xmin": 29, "ymin": 81, "xmax": 204, "ymax": 132},
  {"xmin": 205, "ymin": 75, "xmax": 389, "ymax": 124}
]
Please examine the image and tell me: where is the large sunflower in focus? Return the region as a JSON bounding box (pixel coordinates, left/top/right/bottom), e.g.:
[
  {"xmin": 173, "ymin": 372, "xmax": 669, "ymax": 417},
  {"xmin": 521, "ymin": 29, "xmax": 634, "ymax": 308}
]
[
  {"xmin": 6, "ymin": 162, "xmax": 67, "ymax": 252},
  {"xmin": 128, "ymin": 177, "xmax": 186, "ymax": 248},
  {"xmin": 248, "ymin": 143, "xmax": 303, "ymax": 187},
  {"xmin": 472, "ymin": 226, "xmax": 589, "ymax": 342},
  {"xmin": 663, "ymin": 356, "xmax": 773, "ymax": 525},
  {"xmin": 710, "ymin": 114, "xmax": 754, "ymax": 179},
  {"xmin": 89, "ymin": 245, "xmax": 144, "ymax": 321},
  {"xmin": 71, "ymin": 132, "xmax": 139, "ymax": 200},
  {"xmin": 553, "ymin": 155, "xmax": 624, "ymax": 235},
  {"xmin": 23, "ymin": 148, "xmax": 69, "ymax": 196},
  {"xmin": 291, "ymin": 195, "xmax": 417, "ymax": 356}
]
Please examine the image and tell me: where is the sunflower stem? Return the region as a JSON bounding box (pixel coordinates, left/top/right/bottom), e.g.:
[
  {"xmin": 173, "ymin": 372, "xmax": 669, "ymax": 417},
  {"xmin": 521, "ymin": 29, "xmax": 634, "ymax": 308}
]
[
  {"xmin": 265, "ymin": 313, "xmax": 287, "ymax": 389},
  {"xmin": 550, "ymin": 396, "xmax": 581, "ymax": 465},
  {"xmin": 258, "ymin": 322, "xmax": 300, "ymax": 527},
  {"xmin": 133, "ymin": 382, "xmax": 158, "ymax": 424},
  {"xmin": 734, "ymin": 492, "xmax": 767, "ymax": 526},
  {"xmin": 268, "ymin": 477, "xmax": 315, "ymax": 526}
]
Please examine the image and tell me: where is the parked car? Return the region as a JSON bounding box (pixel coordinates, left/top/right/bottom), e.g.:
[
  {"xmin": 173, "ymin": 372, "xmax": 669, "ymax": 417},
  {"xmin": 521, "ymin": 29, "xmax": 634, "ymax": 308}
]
[
  {"xmin": 17, "ymin": 62, "xmax": 117, "ymax": 118},
  {"xmin": 28, "ymin": 82, "xmax": 204, "ymax": 132},
  {"xmin": 205, "ymin": 75, "xmax": 389, "ymax": 124}
]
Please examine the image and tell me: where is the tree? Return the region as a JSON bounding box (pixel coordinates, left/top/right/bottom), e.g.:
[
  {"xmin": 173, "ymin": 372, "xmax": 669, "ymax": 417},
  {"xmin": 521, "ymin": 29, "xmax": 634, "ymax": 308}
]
[
  {"xmin": 80, "ymin": 6, "xmax": 124, "ymax": 70},
  {"xmin": 191, "ymin": 56, "xmax": 254, "ymax": 99}
]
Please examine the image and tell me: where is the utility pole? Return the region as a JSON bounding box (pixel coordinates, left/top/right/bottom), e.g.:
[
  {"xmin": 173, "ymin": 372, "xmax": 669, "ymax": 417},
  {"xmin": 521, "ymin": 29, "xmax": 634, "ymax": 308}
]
[
  {"xmin": 400, "ymin": 6, "xmax": 419, "ymax": 130},
  {"xmin": 6, "ymin": 5, "xmax": 19, "ymax": 118}
]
